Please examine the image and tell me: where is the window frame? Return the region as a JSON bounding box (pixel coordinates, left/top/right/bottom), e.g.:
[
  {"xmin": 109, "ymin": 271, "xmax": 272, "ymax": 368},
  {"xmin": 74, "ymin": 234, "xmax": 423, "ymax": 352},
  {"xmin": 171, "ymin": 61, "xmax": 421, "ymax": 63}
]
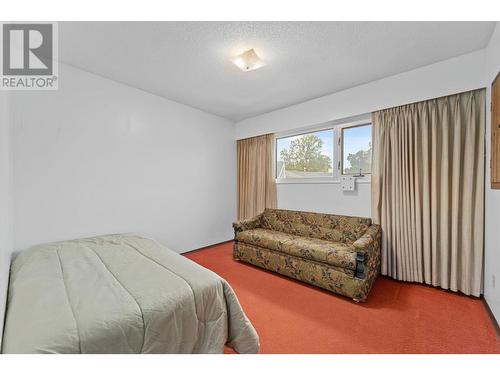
[{"xmin": 274, "ymin": 118, "xmax": 372, "ymax": 184}]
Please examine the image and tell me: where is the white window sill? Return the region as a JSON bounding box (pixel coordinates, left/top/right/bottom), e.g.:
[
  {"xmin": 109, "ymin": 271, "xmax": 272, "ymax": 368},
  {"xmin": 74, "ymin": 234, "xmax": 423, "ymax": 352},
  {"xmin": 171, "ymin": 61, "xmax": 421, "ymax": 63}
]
[{"xmin": 276, "ymin": 177, "xmax": 371, "ymax": 185}]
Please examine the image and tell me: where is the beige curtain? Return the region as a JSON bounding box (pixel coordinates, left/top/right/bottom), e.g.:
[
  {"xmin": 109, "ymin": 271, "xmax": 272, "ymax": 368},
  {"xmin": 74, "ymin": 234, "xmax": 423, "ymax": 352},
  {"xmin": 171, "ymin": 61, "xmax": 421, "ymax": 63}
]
[
  {"xmin": 372, "ymin": 89, "xmax": 485, "ymax": 296},
  {"xmin": 237, "ymin": 134, "xmax": 277, "ymax": 220}
]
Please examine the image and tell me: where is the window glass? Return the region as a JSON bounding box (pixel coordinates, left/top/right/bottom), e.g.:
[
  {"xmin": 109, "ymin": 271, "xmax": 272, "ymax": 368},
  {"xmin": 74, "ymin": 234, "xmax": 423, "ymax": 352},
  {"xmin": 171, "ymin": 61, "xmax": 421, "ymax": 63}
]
[
  {"xmin": 276, "ymin": 129, "xmax": 334, "ymax": 179},
  {"xmin": 342, "ymin": 124, "xmax": 372, "ymax": 175}
]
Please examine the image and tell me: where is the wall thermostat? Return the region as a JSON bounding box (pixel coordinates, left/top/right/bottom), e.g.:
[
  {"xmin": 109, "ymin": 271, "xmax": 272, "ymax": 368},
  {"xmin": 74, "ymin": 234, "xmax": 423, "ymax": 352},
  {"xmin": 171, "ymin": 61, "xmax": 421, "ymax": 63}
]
[{"xmin": 341, "ymin": 176, "xmax": 356, "ymax": 191}]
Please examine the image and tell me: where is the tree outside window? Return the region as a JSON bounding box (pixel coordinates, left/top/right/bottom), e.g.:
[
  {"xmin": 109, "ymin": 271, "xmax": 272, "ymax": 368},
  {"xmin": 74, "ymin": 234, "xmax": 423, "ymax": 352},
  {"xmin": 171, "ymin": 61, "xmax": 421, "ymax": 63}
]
[
  {"xmin": 276, "ymin": 129, "xmax": 333, "ymax": 178},
  {"xmin": 342, "ymin": 125, "xmax": 372, "ymax": 175}
]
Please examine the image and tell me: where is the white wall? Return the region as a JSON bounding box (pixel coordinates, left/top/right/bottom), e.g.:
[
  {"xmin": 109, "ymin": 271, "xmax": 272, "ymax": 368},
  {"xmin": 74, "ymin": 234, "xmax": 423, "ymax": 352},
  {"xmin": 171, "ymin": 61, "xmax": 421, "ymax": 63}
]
[
  {"xmin": 11, "ymin": 63, "xmax": 236, "ymax": 253},
  {"xmin": 484, "ymin": 22, "xmax": 500, "ymax": 324},
  {"xmin": 236, "ymin": 49, "xmax": 486, "ymax": 140},
  {"xmin": 277, "ymin": 182, "xmax": 371, "ymax": 217},
  {"xmin": 236, "ymin": 49, "xmax": 487, "ymax": 219},
  {"xmin": 0, "ymin": 91, "xmax": 14, "ymax": 348}
]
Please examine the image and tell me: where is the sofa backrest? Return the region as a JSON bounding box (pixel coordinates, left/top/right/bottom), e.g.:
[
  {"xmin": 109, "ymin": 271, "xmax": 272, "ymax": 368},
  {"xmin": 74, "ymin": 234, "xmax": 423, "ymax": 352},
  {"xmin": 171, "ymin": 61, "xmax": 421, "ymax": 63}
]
[{"xmin": 261, "ymin": 208, "xmax": 371, "ymax": 244}]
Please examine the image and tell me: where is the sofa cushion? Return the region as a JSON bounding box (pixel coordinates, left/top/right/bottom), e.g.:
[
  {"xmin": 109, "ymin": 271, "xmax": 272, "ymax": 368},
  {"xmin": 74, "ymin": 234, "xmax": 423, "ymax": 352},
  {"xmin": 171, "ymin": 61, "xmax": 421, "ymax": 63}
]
[
  {"xmin": 260, "ymin": 209, "xmax": 371, "ymax": 244},
  {"xmin": 236, "ymin": 228, "xmax": 357, "ymax": 271}
]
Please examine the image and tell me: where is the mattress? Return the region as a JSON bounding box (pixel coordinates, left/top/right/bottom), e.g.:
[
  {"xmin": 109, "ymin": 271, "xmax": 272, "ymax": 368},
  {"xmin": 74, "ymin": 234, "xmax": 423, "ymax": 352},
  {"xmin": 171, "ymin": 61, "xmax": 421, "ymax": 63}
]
[{"xmin": 1, "ymin": 234, "xmax": 259, "ymax": 354}]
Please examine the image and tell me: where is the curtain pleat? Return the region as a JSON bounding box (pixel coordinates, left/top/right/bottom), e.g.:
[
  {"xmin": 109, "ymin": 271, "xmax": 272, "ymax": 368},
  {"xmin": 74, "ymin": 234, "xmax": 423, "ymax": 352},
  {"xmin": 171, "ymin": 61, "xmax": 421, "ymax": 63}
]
[
  {"xmin": 372, "ymin": 89, "xmax": 485, "ymax": 296},
  {"xmin": 237, "ymin": 134, "xmax": 277, "ymax": 220}
]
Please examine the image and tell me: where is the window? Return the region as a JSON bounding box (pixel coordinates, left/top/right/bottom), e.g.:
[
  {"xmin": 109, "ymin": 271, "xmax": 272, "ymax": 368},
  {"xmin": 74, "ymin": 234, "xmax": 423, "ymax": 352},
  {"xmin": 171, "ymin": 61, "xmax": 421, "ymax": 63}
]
[
  {"xmin": 276, "ymin": 129, "xmax": 334, "ymax": 179},
  {"xmin": 275, "ymin": 120, "xmax": 372, "ymax": 182},
  {"xmin": 341, "ymin": 124, "xmax": 372, "ymax": 175}
]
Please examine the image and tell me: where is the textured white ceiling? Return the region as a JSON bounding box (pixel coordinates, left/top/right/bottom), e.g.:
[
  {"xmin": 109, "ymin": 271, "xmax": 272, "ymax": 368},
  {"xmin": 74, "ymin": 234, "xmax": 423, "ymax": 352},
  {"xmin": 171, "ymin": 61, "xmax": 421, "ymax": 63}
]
[{"xmin": 59, "ymin": 22, "xmax": 496, "ymax": 121}]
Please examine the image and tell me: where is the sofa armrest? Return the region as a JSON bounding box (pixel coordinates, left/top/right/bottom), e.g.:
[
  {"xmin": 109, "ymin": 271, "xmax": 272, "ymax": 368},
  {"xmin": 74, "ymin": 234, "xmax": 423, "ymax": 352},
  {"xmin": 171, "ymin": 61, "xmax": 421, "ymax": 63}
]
[
  {"xmin": 353, "ymin": 224, "xmax": 381, "ymax": 253},
  {"xmin": 352, "ymin": 224, "xmax": 381, "ymax": 279},
  {"xmin": 232, "ymin": 214, "xmax": 263, "ymax": 237}
]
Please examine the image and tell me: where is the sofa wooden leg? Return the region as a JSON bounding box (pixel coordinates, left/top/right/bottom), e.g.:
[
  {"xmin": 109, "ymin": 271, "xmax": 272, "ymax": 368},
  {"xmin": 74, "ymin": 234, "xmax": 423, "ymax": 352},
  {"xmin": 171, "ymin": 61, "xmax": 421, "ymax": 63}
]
[{"xmin": 355, "ymin": 252, "xmax": 366, "ymax": 279}]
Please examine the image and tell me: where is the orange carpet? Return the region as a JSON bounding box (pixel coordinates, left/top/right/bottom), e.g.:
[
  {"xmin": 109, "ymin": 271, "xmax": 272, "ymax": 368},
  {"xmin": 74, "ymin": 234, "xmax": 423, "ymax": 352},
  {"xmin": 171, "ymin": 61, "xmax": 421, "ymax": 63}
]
[{"xmin": 185, "ymin": 241, "xmax": 500, "ymax": 354}]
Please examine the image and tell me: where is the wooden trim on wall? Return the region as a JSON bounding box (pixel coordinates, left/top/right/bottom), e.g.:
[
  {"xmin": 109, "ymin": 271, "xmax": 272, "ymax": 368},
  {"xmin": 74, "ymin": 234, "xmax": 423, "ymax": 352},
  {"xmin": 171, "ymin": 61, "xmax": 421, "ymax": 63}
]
[{"xmin": 492, "ymin": 71, "xmax": 500, "ymax": 189}]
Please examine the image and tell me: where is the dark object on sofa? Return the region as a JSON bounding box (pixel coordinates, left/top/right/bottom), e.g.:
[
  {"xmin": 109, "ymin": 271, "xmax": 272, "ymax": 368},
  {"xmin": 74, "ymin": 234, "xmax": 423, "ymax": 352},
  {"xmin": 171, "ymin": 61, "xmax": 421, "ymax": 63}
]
[{"xmin": 233, "ymin": 208, "xmax": 381, "ymax": 302}]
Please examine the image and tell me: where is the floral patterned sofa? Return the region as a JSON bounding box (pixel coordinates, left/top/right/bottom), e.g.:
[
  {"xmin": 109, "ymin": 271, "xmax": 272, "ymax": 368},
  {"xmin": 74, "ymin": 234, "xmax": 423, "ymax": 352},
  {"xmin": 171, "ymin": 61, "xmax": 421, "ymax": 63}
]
[{"xmin": 233, "ymin": 208, "xmax": 381, "ymax": 302}]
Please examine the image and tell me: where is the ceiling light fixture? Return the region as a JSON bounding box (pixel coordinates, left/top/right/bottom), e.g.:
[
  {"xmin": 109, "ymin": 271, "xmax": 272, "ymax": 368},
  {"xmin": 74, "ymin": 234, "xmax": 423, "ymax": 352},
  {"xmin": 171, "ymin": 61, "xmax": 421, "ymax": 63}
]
[{"xmin": 232, "ymin": 49, "xmax": 266, "ymax": 72}]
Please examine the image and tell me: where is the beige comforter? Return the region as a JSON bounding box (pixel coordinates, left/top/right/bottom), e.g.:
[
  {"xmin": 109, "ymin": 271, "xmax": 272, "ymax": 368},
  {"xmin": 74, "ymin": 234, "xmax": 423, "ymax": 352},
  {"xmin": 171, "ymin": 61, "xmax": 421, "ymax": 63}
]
[{"xmin": 2, "ymin": 234, "xmax": 259, "ymax": 354}]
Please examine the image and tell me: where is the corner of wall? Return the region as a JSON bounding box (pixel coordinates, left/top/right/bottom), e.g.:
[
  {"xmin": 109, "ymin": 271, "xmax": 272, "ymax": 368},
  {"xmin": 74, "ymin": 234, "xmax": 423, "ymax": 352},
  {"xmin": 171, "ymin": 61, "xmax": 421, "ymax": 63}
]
[
  {"xmin": 0, "ymin": 91, "xmax": 14, "ymax": 350},
  {"xmin": 484, "ymin": 21, "xmax": 500, "ymax": 326}
]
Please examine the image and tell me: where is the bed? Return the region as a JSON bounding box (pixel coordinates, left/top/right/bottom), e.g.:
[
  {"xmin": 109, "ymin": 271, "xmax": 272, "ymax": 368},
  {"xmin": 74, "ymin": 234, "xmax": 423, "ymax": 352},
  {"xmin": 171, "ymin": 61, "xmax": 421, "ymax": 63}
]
[{"xmin": 1, "ymin": 234, "xmax": 259, "ymax": 354}]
